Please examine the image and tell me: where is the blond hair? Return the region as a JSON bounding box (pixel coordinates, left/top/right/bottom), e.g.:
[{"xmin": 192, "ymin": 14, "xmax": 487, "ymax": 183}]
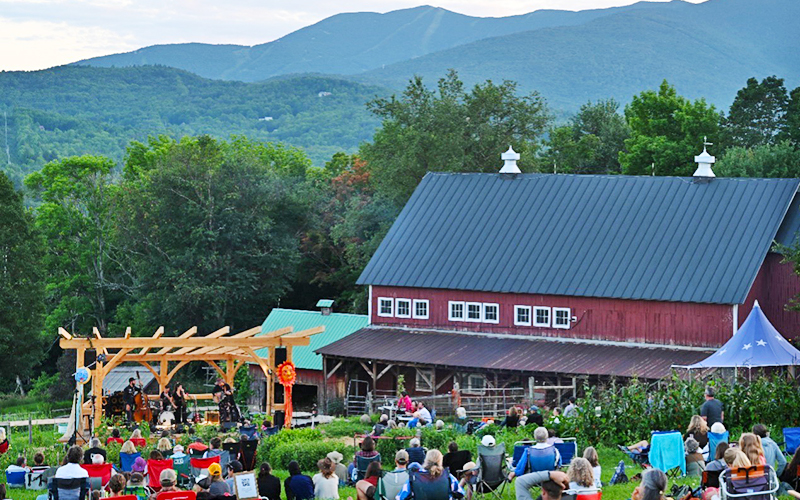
[
  {"xmin": 423, "ymin": 449, "xmax": 445, "ymax": 479},
  {"xmin": 731, "ymin": 450, "xmax": 752, "ymax": 469},
  {"xmin": 739, "ymin": 433, "xmax": 765, "ymax": 466},
  {"xmin": 687, "ymin": 415, "xmax": 709, "ymax": 435},
  {"xmin": 131, "ymin": 428, "xmax": 142, "ymax": 439},
  {"xmin": 567, "ymin": 458, "xmax": 595, "ymax": 488},
  {"xmin": 120, "ymin": 440, "xmax": 137, "ymax": 454},
  {"xmin": 157, "ymin": 438, "xmax": 172, "ymax": 452}
]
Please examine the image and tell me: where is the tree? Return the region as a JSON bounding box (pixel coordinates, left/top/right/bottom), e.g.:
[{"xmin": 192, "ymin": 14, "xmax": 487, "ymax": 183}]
[
  {"xmin": 362, "ymin": 70, "xmax": 551, "ymax": 204},
  {"xmin": 715, "ymin": 141, "xmax": 800, "ymax": 178},
  {"xmin": 571, "ymin": 99, "xmax": 630, "ymax": 173},
  {"xmin": 540, "ymin": 125, "xmax": 600, "ymax": 174},
  {"xmin": 620, "ymin": 80, "xmax": 720, "ymax": 176},
  {"xmin": 24, "ymin": 155, "xmax": 120, "ymax": 337},
  {"xmin": 0, "ymin": 171, "xmax": 45, "ymax": 389},
  {"xmin": 723, "ymin": 76, "xmax": 789, "ymax": 148},
  {"xmin": 115, "ymin": 135, "xmax": 311, "ymax": 333},
  {"xmin": 782, "ymin": 86, "xmax": 800, "ymax": 145}
]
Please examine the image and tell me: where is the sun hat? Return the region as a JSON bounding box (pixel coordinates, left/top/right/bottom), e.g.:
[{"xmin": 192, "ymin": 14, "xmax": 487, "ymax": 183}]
[
  {"xmin": 132, "ymin": 457, "xmax": 146, "ymax": 472},
  {"xmin": 327, "ymin": 451, "xmax": 344, "ymax": 464},
  {"xmin": 461, "ymin": 461, "xmax": 478, "ymax": 472},
  {"xmin": 481, "ymin": 435, "xmax": 496, "ymax": 447},
  {"xmin": 208, "ymin": 463, "xmax": 222, "ymax": 477}
]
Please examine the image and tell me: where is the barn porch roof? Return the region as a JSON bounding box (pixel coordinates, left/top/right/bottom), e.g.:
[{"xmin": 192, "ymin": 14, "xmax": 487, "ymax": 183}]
[{"xmin": 316, "ymin": 327, "xmax": 711, "ymax": 380}]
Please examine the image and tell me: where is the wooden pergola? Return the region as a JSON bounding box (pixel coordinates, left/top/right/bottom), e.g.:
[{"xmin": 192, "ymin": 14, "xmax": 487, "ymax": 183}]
[{"xmin": 58, "ymin": 324, "xmax": 323, "ymax": 429}]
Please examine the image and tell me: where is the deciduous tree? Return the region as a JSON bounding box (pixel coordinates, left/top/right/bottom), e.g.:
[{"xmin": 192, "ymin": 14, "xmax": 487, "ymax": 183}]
[{"xmin": 723, "ymin": 76, "xmax": 789, "ymax": 148}]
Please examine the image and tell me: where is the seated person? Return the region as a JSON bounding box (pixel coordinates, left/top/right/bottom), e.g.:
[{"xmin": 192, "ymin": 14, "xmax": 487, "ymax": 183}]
[
  {"xmin": 125, "ymin": 472, "xmax": 151, "ymax": 500},
  {"xmin": 631, "ymin": 470, "xmax": 668, "ymax": 500},
  {"xmin": 91, "ymin": 453, "xmax": 105, "ymax": 465},
  {"xmin": 458, "ymin": 462, "xmax": 479, "ymax": 500},
  {"xmin": 356, "ymin": 462, "xmax": 381, "ymax": 500},
  {"xmin": 397, "ymin": 391, "xmax": 413, "ymax": 414},
  {"xmin": 258, "ymin": 462, "xmax": 282, "ymax": 500},
  {"xmin": 685, "ymin": 438, "xmax": 705, "ymax": 477},
  {"xmin": 326, "ymin": 452, "xmax": 348, "ymax": 486},
  {"xmin": 156, "ymin": 438, "xmax": 173, "ymax": 457},
  {"xmin": 566, "ymin": 458, "xmax": 597, "ymax": 493},
  {"xmin": 207, "ymin": 463, "xmax": 230, "ymax": 496},
  {"xmin": 753, "ymin": 424, "xmax": 787, "ymax": 477},
  {"xmin": 32, "ymin": 452, "xmax": 48, "ymax": 470},
  {"xmin": 0, "ymin": 429, "xmax": 8, "ymax": 455},
  {"xmin": 151, "ymin": 469, "xmax": 180, "ymax": 500},
  {"xmin": 706, "ymin": 443, "xmax": 729, "ymax": 472},
  {"xmin": 108, "ymin": 474, "xmax": 127, "ymax": 497},
  {"xmin": 225, "ymin": 460, "xmax": 244, "ymax": 492},
  {"xmin": 372, "ymin": 414, "xmax": 389, "ymax": 437},
  {"xmin": 349, "ymin": 436, "xmax": 379, "ymax": 480},
  {"xmin": 107, "ymin": 429, "xmax": 124, "ymax": 446},
  {"xmin": 6, "ymin": 456, "xmax": 30, "ymax": 475},
  {"xmin": 171, "ymin": 444, "xmax": 187, "ymax": 460},
  {"xmin": 622, "ymin": 439, "xmax": 650, "ymax": 454},
  {"xmin": 509, "ymin": 427, "xmax": 561, "ymax": 479},
  {"xmin": 526, "ymin": 406, "xmax": 544, "ymax": 427},
  {"xmin": 500, "ymin": 407, "xmax": 521, "ymax": 429},
  {"xmin": 406, "ymin": 438, "xmax": 426, "ymax": 466},
  {"xmin": 285, "ymin": 461, "xmax": 314, "ymax": 500},
  {"xmin": 187, "ymin": 437, "xmax": 208, "ymax": 454},
  {"xmin": 203, "ymin": 437, "xmax": 223, "ymax": 459},
  {"xmin": 395, "ymin": 450, "xmax": 462, "ymax": 500},
  {"xmin": 582, "ymin": 447, "xmax": 602, "ymax": 488},
  {"xmin": 443, "ymin": 442, "xmax": 472, "ymax": 475},
  {"xmin": 56, "ymin": 446, "xmax": 89, "ymax": 479},
  {"xmin": 83, "ymin": 437, "xmax": 107, "ymax": 465},
  {"xmin": 685, "ymin": 415, "xmax": 709, "ymax": 450},
  {"xmin": 546, "ymin": 429, "xmax": 564, "ymax": 445},
  {"xmin": 514, "ymin": 469, "xmax": 568, "ymax": 500}
]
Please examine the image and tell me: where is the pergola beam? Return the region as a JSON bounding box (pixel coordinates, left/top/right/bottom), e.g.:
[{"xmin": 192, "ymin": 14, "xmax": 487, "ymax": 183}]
[
  {"xmin": 183, "ymin": 326, "xmax": 262, "ymax": 356},
  {"xmin": 155, "ymin": 326, "xmax": 199, "ymax": 355},
  {"xmin": 60, "ymin": 336, "xmax": 310, "ymax": 349},
  {"xmin": 138, "ymin": 326, "xmax": 165, "ymax": 355},
  {"xmin": 171, "ymin": 326, "xmax": 227, "ymax": 355},
  {"xmin": 279, "ymin": 326, "xmax": 324, "ymax": 340}
]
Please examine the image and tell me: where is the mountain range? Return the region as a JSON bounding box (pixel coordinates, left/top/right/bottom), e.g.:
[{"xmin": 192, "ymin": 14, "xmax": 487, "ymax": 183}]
[{"xmin": 76, "ymin": 0, "xmax": 800, "ymax": 111}]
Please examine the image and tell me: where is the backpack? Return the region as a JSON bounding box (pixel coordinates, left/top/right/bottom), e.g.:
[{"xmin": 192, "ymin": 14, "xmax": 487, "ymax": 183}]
[{"xmin": 609, "ymin": 460, "xmax": 629, "ymax": 485}]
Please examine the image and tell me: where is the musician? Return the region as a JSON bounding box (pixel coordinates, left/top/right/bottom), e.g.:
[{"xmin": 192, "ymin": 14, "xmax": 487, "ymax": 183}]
[
  {"xmin": 160, "ymin": 385, "xmax": 175, "ymax": 411},
  {"xmin": 212, "ymin": 378, "xmax": 239, "ymax": 423},
  {"xmin": 122, "ymin": 378, "xmax": 141, "ymax": 423},
  {"xmin": 173, "ymin": 383, "xmax": 188, "ymax": 425}
]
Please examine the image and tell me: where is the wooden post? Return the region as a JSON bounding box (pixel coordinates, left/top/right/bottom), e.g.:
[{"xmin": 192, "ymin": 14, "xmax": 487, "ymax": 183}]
[
  {"xmin": 93, "ymin": 355, "xmax": 105, "ymax": 429},
  {"xmin": 322, "ymin": 357, "xmax": 328, "ymax": 414},
  {"xmin": 160, "ymin": 359, "xmax": 168, "ymax": 393},
  {"xmin": 225, "ymin": 356, "xmax": 235, "ymax": 387},
  {"xmin": 266, "ymin": 347, "xmax": 274, "ymax": 418}
]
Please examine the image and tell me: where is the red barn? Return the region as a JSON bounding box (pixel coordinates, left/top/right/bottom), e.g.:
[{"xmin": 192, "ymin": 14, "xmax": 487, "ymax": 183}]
[{"xmin": 317, "ymin": 151, "xmax": 800, "ymax": 412}]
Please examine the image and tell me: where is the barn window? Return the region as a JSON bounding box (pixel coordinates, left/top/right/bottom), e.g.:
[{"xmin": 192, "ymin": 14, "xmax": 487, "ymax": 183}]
[
  {"xmin": 465, "ymin": 374, "xmax": 487, "ymax": 394},
  {"xmin": 413, "ymin": 299, "xmax": 429, "ymax": 319},
  {"xmin": 396, "ymin": 299, "xmax": 411, "ymax": 318},
  {"xmin": 515, "ymin": 306, "xmax": 532, "ymax": 326},
  {"xmin": 448, "ymin": 301, "xmax": 465, "ymax": 321},
  {"xmin": 533, "ymin": 307, "xmax": 551, "ymax": 327},
  {"xmin": 466, "ymin": 302, "xmax": 482, "ymax": 322},
  {"xmin": 378, "ymin": 297, "xmax": 393, "ymax": 317},
  {"xmin": 482, "ymin": 303, "xmax": 499, "ymax": 324},
  {"xmin": 553, "ymin": 307, "xmax": 571, "ymax": 329},
  {"xmin": 416, "ymin": 368, "xmax": 434, "ymax": 392}
]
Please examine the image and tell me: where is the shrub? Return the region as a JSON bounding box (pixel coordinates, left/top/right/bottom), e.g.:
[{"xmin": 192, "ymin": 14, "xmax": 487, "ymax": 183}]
[
  {"xmin": 269, "ymin": 440, "xmax": 354, "ymax": 472},
  {"xmin": 257, "ymin": 427, "xmax": 323, "ymax": 465}
]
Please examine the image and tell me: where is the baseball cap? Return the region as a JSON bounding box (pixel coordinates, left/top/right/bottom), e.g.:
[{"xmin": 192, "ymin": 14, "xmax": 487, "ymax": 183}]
[
  {"xmin": 481, "ymin": 435, "xmax": 496, "ymax": 447},
  {"xmin": 208, "ymin": 463, "xmax": 222, "ymax": 476},
  {"xmin": 395, "ymin": 449, "xmax": 409, "ymax": 464}
]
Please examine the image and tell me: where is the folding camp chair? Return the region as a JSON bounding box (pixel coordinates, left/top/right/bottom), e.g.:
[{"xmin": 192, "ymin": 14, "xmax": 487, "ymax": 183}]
[
  {"xmin": 703, "ymin": 469, "xmax": 723, "ymax": 489},
  {"xmin": 378, "ymin": 469, "xmax": 409, "ymax": 500},
  {"xmin": 356, "ymin": 453, "xmax": 382, "ymax": 481},
  {"xmin": 408, "ymin": 467, "xmax": 451, "ymax": 500},
  {"xmin": 444, "ymin": 450, "xmax": 472, "ymax": 476},
  {"xmin": 649, "ymin": 431, "xmax": 685, "ymax": 478},
  {"xmin": 240, "ymin": 425, "xmax": 259, "ymax": 440},
  {"xmin": 131, "ymin": 438, "xmax": 147, "ymax": 448},
  {"xmin": 112, "ymin": 496, "xmax": 139, "ymax": 500},
  {"xmin": 708, "ymin": 431, "xmax": 730, "ymax": 461},
  {"xmin": 80, "ymin": 463, "xmax": 113, "ymax": 490},
  {"xmin": 222, "ymin": 442, "xmax": 241, "ymax": 463},
  {"xmin": 476, "ymin": 442, "xmax": 508, "ymax": 500},
  {"xmin": 48, "ymin": 477, "xmax": 90, "ymax": 500},
  {"xmin": 26, "ymin": 466, "xmax": 56, "ymax": 490},
  {"xmin": 188, "ymin": 447, "xmax": 206, "ymax": 459},
  {"xmin": 217, "ymin": 450, "xmax": 231, "ymax": 475},
  {"xmin": 240, "ymin": 440, "xmax": 258, "ymax": 471},
  {"xmin": 512, "ymin": 441, "xmax": 534, "ymax": 467},
  {"xmin": 189, "ymin": 456, "xmax": 220, "ymax": 481},
  {"xmin": 6, "ymin": 469, "xmax": 26, "ymax": 488},
  {"xmin": 783, "ymin": 428, "xmax": 800, "ymax": 456},
  {"xmin": 720, "ymin": 465, "xmax": 779, "ymax": 500},
  {"xmin": 575, "ymin": 492, "xmax": 602, "ymax": 500},
  {"xmin": 121, "ymin": 452, "xmax": 142, "ymax": 472},
  {"xmin": 147, "ymin": 459, "xmax": 174, "ymax": 491},
  {"xmin": 157, "ymin": 491, "xmax": 196, "ymax": 500},
  {"xmin": 172, "ymin": 455, "xmax": 191, "ymax": 488},
  {"xmin": 555, "ymin": 438, "xmax": 578, "ymax": 466}
]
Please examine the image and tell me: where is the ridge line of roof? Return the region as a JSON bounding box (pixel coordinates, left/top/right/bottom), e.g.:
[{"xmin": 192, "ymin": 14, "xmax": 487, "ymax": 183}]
[
  {"xmin": 265, "ymin": 308, "xmax": 368, "ymax": 318},
  {"xmin": 365, "ymin": 325, "xmax": 715, "ymax": 352},
  {"xmin": 423, "ymin": 172, "xmax": 800, "ymax": 181}
]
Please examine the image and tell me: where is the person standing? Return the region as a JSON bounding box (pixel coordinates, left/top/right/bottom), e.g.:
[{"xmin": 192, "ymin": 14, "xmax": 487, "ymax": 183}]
[
  {"xmin": 123, "ymin": 378, "xmax": 141, "ymax": 424},
  {"xmin": 700, "ymin": 386, "xmax": 724, "ymax": 426},
  {"xmin": 173, "ymin": 383, "xmax": 188, "ymax": 425},
  {"xmin": 212, "ymin": 378, "xmax": 239, "ymax": 423},
  {"xmin": 563, "ymin": 398, "xmax": 578, "ymax": 418}
]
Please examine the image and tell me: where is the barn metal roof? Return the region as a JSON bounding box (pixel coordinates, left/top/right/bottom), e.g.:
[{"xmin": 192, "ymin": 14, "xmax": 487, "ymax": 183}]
[
  {"xmin": 358, "ymin": 174, "xmax": 800, "ymax": 305},
  {"xmin": 94, "ymin": 366, "xmax": 159, "ymax": 395},
  {"xmin": 316, "ymin": 327, "xmax": 711, "ymax": 380},
  {"xmin": 255, "ymin": 308, "xmax": 368, "ymax": 370},
  {"xmin": 776, "ymin": 194, "xmax": 800, "ymax": 248}
]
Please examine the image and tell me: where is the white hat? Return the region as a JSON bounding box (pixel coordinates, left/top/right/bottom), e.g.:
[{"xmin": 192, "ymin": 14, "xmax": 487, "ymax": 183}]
[
  {"xmin": 481, "ymin": 435, "xmax": 496, "ymax": 447},
  {"xmin": 173, "ymin": 445, "xmax": 184, "ymax": 453}
]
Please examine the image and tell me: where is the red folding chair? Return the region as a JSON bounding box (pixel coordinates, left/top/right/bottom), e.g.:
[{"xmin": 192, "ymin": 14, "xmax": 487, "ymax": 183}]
[
  {"xmin": 147, "ymin": 459, "xmax": 174, "ymax": 491},
  {"xmin": 189, "ymin": 456, "xmax": 220, "ymax": 479},
  {"xmin": 576, "ymin": 492, "xmax": 602, "ymax": 500},
  {"xmin": 80, "ymin": 463, "xmax": 113, "ymax": 489},
  {"xmin": 157, "ymin": 491, "xmax": 196, "ymax": 500},
  {"xmin": 131, "ymin": 438, "xmax": 147, "ymax": 448},
  {"xmin": 116, "ymin": 496, "xmax": 140, "ymax": 500}
]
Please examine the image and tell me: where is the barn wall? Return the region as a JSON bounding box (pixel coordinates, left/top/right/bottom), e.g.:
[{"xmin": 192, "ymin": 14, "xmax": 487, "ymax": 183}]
[
  {"xmin": 739, "ymin": 252, "xmax": 800, "ymax": 339},
  {"xmin": 371, "ymin": 285, "xmax": 732, "ymax": 348}
]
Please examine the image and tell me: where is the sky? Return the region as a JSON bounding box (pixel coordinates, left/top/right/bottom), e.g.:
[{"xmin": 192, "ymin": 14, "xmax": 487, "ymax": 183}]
[{"xmin": 2, "ymin": 0, "xmax": 703, "ymax": 72}]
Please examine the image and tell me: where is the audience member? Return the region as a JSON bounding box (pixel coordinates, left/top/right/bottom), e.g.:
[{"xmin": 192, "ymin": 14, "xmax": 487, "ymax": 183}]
[
  {"xmin": 563, "ymin": 398, "xmax": 578, "ymax": 418},
  {"xmin": 382, "ymin": 450, "xmax": 410, "ymax": 500},
  {"xmin": 685, "ymin": 438, "xmax": 705, "ymax": 477},
  {"xmin": 398, "ymin": 391, "xmax": 413, "ymax": 413},
  {"xmin": 149, "ymin": 450, "xmax": 164, "ymax": 461},
  {"xmin": 156, "ymin": 438, "xmax": 173, "ymax": 456},
  {"xmin": 706, "ymin": 442, "xmax": 730, "ymax": 472},
  {"xmin": 443, "ymin": 442, "xmax": 472, "ymax": 475},
  {"xmin": 514, "ymin": 469, "xmax": 568, "ymax": 500},
  {"xmin": 121, "ymin": 440, "xmax": 138, "ymax": 455},
  {"xmin": 582, "ymin": 447, "xmax": 601, "ymax": 488},
  {"xmin": 631, "ymin": 469, "xmax": 667, "ymax": 500},
  {"xmin": 56, "ymin": 446, "xmax": 89, "ymax": 479},
  {"xmin": 313, "ymin": 457, "xmax": 340, "ymax": 500},
  {"xmin": 372, "ymin": 414, "xmax": 389, "ymax": 437},
  {"xmin": 753, "ymin": 424, "xmax": 787, "ymax": 476},
  {"xmin": 152, "ymin": 469, "xmax": 180, "ymax": 499},
  {"xmin": 500, "ymin": 407, "xmax": 521, "ymax": 428},
  {"xmin": 225, "ymin": 460, "xmax": 244, "ymax": 492},
  {"xmin": 207, "ymin": 463, "xmax": 230, "ymax": 496},
  {"xmin": 258, "ymin": 462, "xmax": 282, "ymax": 500},
  {"xmin": 188, "ymin": 437, "xmax": 208, "ymax": 454},
  {"xmin": 739, "ymin": 433, "xmax": 767, "ymax": 466},
  {"xmin": 509, "ymin": 427, "xmax": 560, "ymax": 479},
  {"xmin": 32, "ymin": 452, "xmax": 47, "ymax": 469},
  {"xmin": 132, "ymin": 457, "xmax": 147, "ymax": 474},
  {"xmin": 171, "ymin": 444, "xmax": 187, "ymax": 460},
  {"xmin": 0, "ymin": 429, "xmax": 7, "ymax": 456},
  {"xmin": 108, "ymin": 474, "xmax": 127, "ymax": 497},
  {"xmin": 546, "ymin": 429, "xmax": 564, "ymax": 445},
  {"xmin": 6, "ymin": 456, "xmax": 29, "ymax": 476},
  {"xmin": 126, "ymin": 472, "xmax": 150, "ymax": 500},
  {"xmin": 286, "ymin": 460, "xmax": 315, "ymax": 500},
  {"xmin": 83, "ymin": 437, "xmax": 107, "ymax": 465},
  {"xmin": 397, "ymin": 450, "xmax": 463, "ymax": 500},
  {"xmin": 107, "ymin": 429, "xmax": 124, "ymax": 446},
  {"xmin": 566, "ymin": 458, "xmax": 597, "ymax": 493},
  {"xmin": 355, "ymin": 462, "xmax": 381, "ymax": 500},
  {"xmin": 526, "ymin": 406, "xmax": 544, "ymax": 427},
  {"xmin": 458, "ymin": 461, "xmax": 479, "ymax": 500},
  {"xmin": 326, "ymin": 452, "xmax": 347, "ymax": 486},
  {"xmin": 406, "ymin": 437, "xmax": 426, "ymax": 466},
  {"xmin": 204, "ymin": 437, "xmax": 223, "ymax": 459},
  {"xmin": 700, "ymin": 386, "xmax": 724, "ymax": 426},
  {"xmin": 686, "ymin": 415, "xmax": 710, "ymax": 449}
]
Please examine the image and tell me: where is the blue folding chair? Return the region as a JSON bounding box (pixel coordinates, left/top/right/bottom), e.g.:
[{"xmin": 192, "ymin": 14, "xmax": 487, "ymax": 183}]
[
  {"xmin": 783, "ymin": 428, "xmax": 800, "ymax": 456},
  {"xmin": 649, "ymin": 430, "xmax": 686, "ymax": 477},
  {"xmin": 120, "ymin": 451, "xmax": 141, "ymax": 472},
  {"xmin": 555, "ymin": 439, "xmax": 578, "ymax": 466},
  {"xmin": 512, "ymin": 441, "xmax": 534, "ymax": 467},
  {"xmin": 708, "ymin": 431, "xmax": 730, "ymax": 461}
]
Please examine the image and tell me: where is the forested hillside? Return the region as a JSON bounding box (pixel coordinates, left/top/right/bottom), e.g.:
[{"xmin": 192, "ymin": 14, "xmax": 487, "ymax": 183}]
[{"xmin": 0, "ymin": 66, "xmax": 387, "ymax": 182}]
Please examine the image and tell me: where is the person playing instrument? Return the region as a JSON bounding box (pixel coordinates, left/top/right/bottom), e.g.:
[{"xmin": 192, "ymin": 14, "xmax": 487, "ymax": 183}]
[
  {"xmin": 173, "ymin": 383, "xmax": 188, "ymax": 425},
  {"xmin": 212, "ymin": 378, "xmax": 239, "ymax": 423},
  {"xmin": 123, "ymin": 378, "xmax": 142, "ymax": 424},
  {"xmin": 160, "ymin": 385, "xmax": 175, "ymax": 412}
]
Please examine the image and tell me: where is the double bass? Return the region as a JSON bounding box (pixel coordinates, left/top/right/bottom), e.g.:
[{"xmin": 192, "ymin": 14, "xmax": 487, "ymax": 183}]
[{"xmin": 132, "ymin": 371, "xmax": 153, "ymax": 423}]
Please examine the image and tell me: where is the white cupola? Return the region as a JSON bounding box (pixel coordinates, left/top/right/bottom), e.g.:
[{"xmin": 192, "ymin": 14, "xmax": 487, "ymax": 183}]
[
  {"xmin": 693, "ymin": 137, "xmax": 716, "ymax": 178},
  {"xmin": 499, "ymin": 146, "xmax": 521, "ymax": 174}
]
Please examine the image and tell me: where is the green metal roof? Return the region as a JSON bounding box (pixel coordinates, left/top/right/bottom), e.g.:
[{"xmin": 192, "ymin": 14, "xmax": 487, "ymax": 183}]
[
  {"xmin": 316, "ymin": 299, "xmax": 334, "ymax": 308},
  {"xmin": 254, "ymin": 308, "xmax": 368, "ymax": 370}
]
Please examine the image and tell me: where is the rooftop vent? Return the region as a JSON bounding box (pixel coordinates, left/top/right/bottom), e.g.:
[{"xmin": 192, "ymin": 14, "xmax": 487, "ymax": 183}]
[
  {"xmin": 499, "ymin": 146, "xmax": 521, "ymax": 174},
  {"xmin": 316, "ymin": 299, "xmax": 334, "ymax": 316},
  {"xmin": 693, "ymin": 137, "xmax": 716, "ymax": 178}
]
